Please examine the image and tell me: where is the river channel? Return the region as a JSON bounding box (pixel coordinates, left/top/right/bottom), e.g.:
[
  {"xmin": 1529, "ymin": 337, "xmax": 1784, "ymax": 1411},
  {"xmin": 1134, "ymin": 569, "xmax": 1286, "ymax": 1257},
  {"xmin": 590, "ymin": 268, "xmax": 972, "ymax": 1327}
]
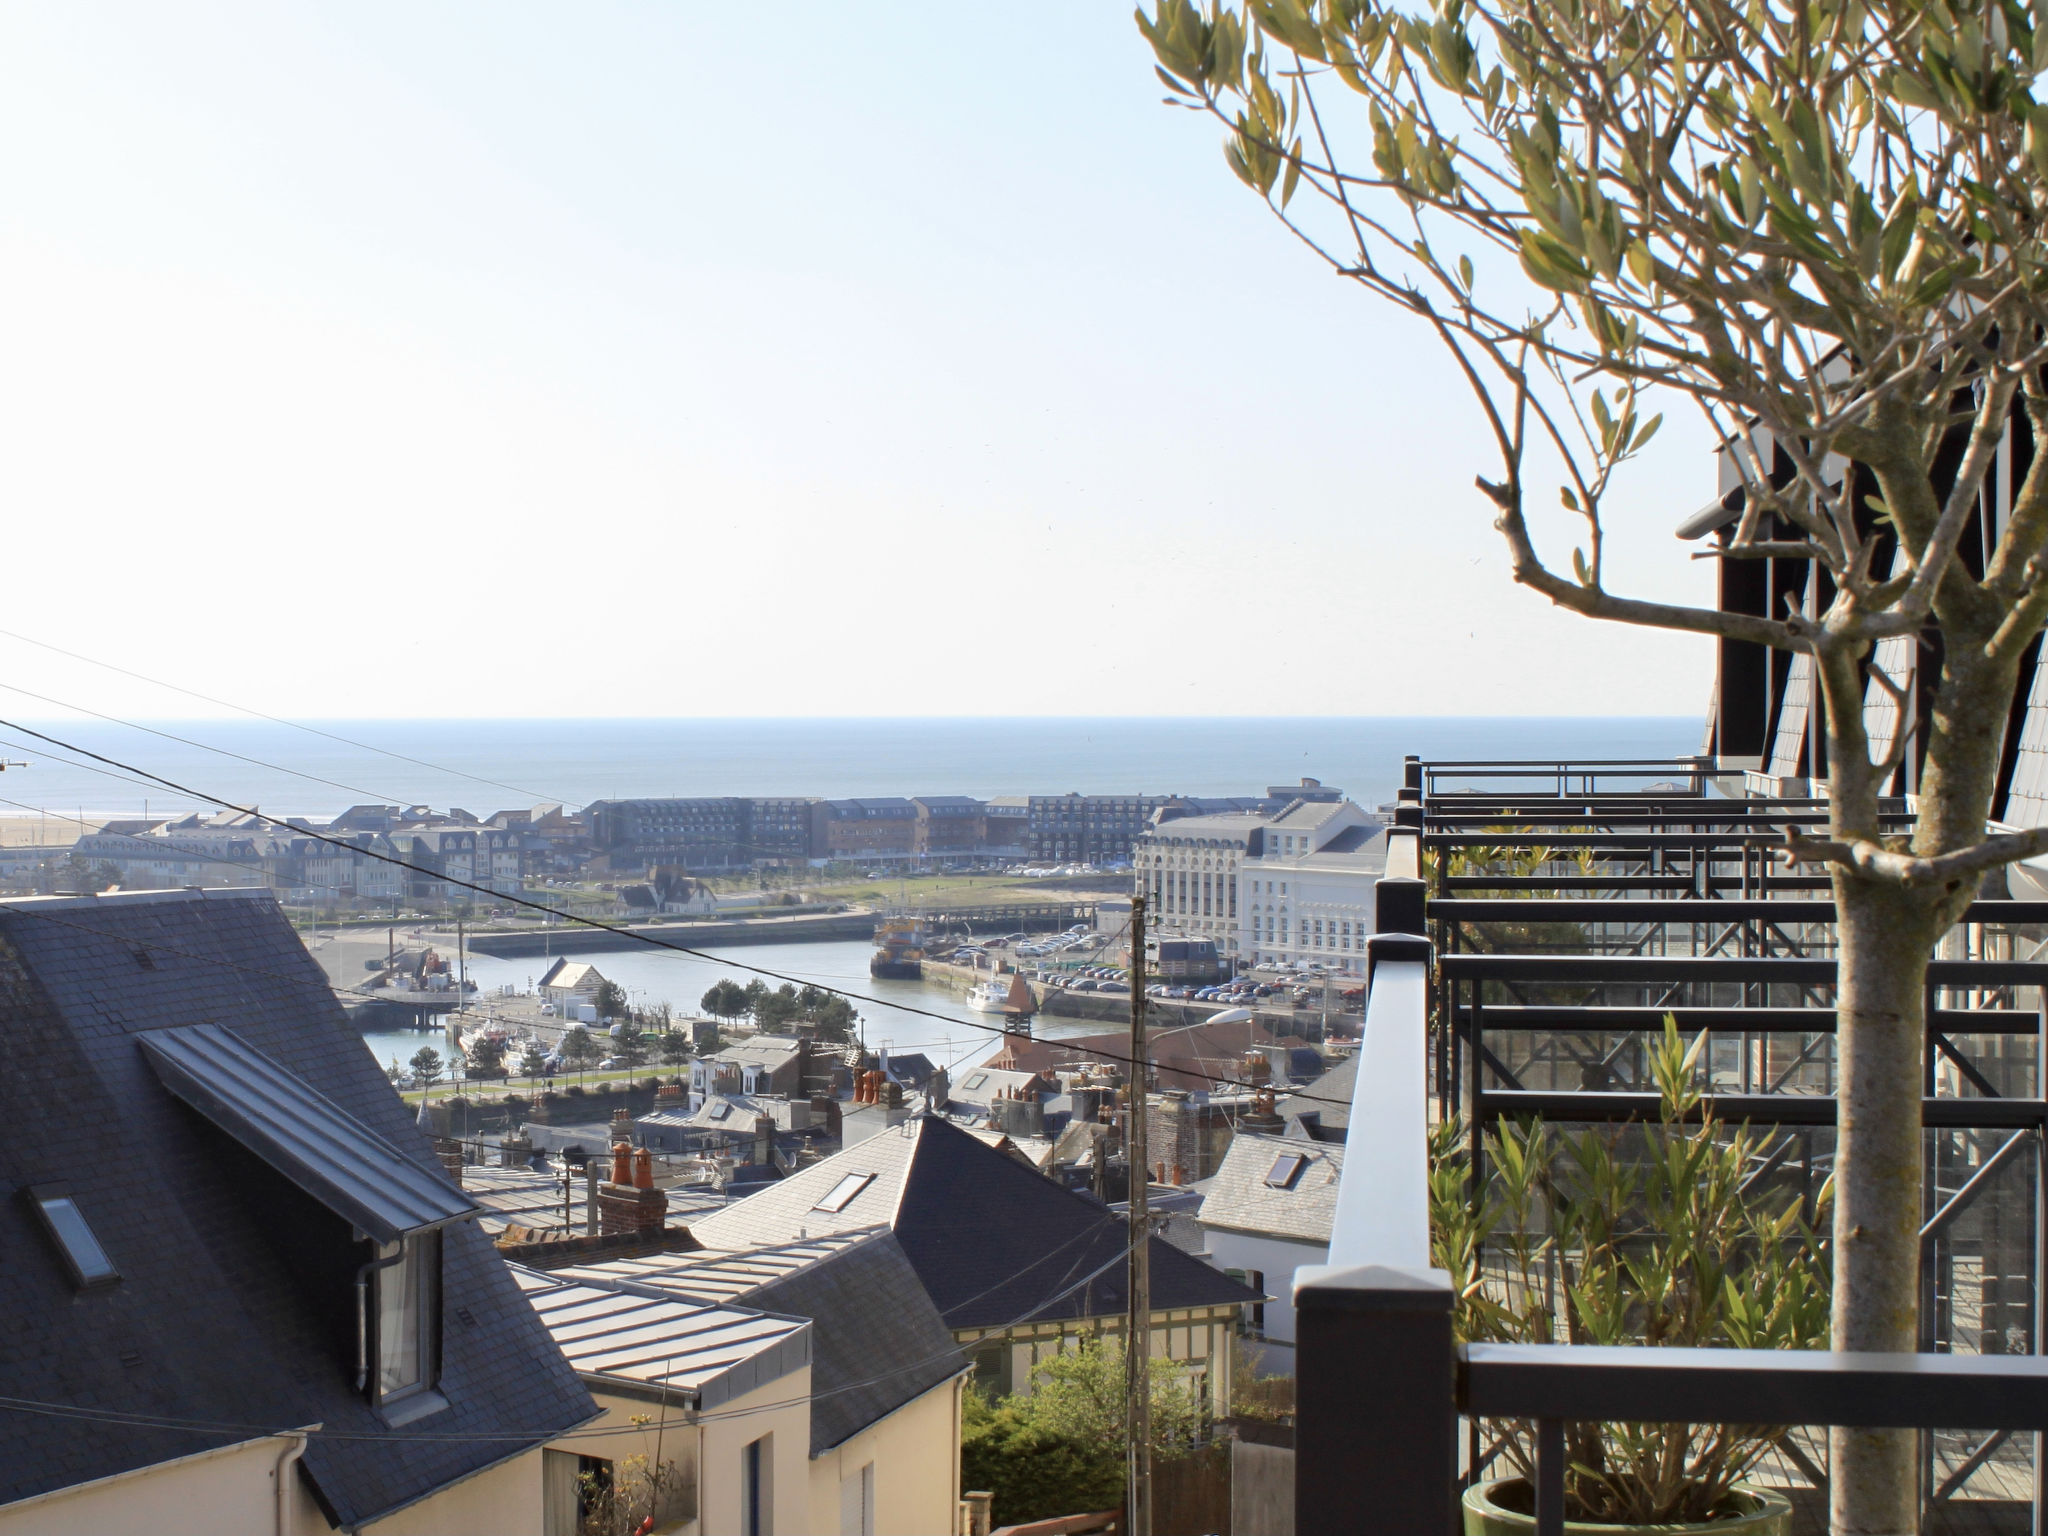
[{"xmin": 355, "ymin": 937, "xmax": 1106, "ymax": 1076}]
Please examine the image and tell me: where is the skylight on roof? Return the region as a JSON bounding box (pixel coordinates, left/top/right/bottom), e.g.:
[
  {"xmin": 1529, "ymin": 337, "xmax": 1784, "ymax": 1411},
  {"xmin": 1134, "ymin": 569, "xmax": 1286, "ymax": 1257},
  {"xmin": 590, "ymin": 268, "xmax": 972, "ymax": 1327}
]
[
  {"xmin": 812, "ymin": 1172, "xmax": 875, "ymax": 1213},
  {"xmin": 26, "ymin": 1187, "xmax": 118, "ymax": 1286},
  {"xmin": 1263, "ymin": 1153, "xmax": 1308, "ymax": 1191},
  {"xmin": 962, "ymin": 1073, "xmax": 988, "ymax": 1091},
  {"xmin": 710, "ymin": 1101, "xmax": 732, "ymax": 1121}
]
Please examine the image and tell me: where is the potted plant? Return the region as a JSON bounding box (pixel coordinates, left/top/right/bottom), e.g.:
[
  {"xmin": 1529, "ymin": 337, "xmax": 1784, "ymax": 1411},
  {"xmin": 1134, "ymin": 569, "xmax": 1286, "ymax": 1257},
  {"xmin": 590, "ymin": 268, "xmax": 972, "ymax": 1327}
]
[{"xmin": 1432, "ymin": 1022, "xmax": 1828, "ymax": 1532}]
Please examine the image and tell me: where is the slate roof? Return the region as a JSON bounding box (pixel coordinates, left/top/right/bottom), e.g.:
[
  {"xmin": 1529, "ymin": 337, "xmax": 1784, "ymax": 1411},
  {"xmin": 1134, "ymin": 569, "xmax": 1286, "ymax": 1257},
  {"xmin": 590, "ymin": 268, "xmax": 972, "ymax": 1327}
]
[
  {"xmin": 1197, "ymin": 1132, "xmax": 1345, "ymax": 1246},
  {"xmin": 683, "ymin": 1114, "xmax": 1258, "ymax": 1332},
  {"xmin": 0, "ymin": 889, "xmax": 595, "ymax": 1528},
  {"xmin": 1279, "ymin": 1053, "xmax": 1358, "ymax": 1142},
  {"xmin": 551, "ymin": 1229, "xmax": 966, "ymax": 1455}
]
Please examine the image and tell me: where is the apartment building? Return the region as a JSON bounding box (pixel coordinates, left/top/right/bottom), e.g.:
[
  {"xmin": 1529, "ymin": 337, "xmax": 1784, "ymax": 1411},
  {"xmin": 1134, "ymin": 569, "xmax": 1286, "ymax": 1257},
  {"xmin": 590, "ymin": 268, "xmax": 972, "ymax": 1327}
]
[
  {"xmin": 1240, "ymin": 800, "xmax": 1387, "ymax": 970},
  {"xmin": 821, "ymin": 799, "xmax": 918, "ymax": 862},
  {"xmin": 585, "ymin": 797, "xmax": 750, "ymax": 870},
  {"xmin": 911, "ymin": 795, "xmax": 986, "ymax": 857},
  {"xmin": 1024, "ymin": 793, "xmax": 1173, "ymax": 865},
  {"xmin": 1133, "ymin": 809, "xmax": 1266, "ymax": 956}
]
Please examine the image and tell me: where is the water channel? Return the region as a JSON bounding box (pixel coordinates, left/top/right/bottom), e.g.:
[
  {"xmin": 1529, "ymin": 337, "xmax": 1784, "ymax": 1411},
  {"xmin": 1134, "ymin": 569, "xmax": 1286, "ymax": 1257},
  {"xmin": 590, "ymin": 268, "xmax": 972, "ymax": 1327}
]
[{"xmin": 355, "ymin": 937, "xmax": 1108, "ymax": 1077}]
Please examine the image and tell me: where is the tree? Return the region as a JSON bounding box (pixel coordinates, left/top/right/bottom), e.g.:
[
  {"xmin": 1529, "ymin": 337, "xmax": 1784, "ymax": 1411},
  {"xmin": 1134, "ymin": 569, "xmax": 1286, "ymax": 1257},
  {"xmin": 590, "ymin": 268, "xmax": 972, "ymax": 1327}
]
[
  {"xmin": 809, "ymin": 994, "xmax": 858, "ymax": 1043},
  {"xmin": 594, "ymin": 979, "xmax": 629, "ymax": 1021},
  {"xmin": 465, "ymin": 1035, "xmax": 508, "ymax": 1079},
  {"xmin": 753, "ymin": 982, "xmax": 802, "ymax": 1031},
  {"xmin": 740, "ymin": 978, "xmax": 770, "ymax": 1019},
  {"xmin": 701, "ymin": 979, "xmax": 749, "ymax": 1021},
  {"xmin": 561, "ymin": 1025, "xmax": 600, "ymax": 1081},
  {"xmin": 1140, "ymin": 0, "xmax": 2048, "ymax": 1521},
  {"xmin": 519, "ymin": 1042, "xmax": 549, "ymax": 1083},
  {"xmin": 657, "ymin": 1029, "xmax": 692, "ymax": 1068},
  {"xmin": 612, "ymin": 1023, "xmax": 647, "ymax": 1069},
  {"xmin": 960, "ymin": 1342, "xmax": 1202, "ymax": 1527},
  {"xmin": 409, "ymin": 1046, "xmax": 444, "ymax": 1098}
]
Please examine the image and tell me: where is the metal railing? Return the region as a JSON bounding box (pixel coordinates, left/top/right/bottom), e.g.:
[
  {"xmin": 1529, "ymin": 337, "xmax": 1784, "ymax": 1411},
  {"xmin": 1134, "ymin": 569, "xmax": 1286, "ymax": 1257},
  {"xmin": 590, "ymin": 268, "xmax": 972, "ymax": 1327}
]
[{"xmin": 1293, "ymin": 757, "xmax": 2048, "ymax": 1533}]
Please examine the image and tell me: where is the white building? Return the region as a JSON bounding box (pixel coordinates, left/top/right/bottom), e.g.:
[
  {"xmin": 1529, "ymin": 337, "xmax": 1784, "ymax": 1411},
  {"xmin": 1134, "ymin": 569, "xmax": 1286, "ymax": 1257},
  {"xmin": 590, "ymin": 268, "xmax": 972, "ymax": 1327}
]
[
  {"xmin": 1196, "ymin": 1132, "xmax": 1345, "ymax": 1373},
  {"xmin": 1133, "ymin": 809, "xmax": 1267, "ymax": 956},
  {"xmin": 1238, "ymin": 801, "xmax": 1386, "ymax": 971}
]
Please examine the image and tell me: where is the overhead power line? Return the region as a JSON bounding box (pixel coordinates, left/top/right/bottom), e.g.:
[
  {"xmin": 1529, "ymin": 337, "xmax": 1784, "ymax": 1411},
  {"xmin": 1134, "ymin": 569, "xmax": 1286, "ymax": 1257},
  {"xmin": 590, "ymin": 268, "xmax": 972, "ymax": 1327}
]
[{"xmin": 0, "ymin": 623, "xmax": 565, "ymax": 805}]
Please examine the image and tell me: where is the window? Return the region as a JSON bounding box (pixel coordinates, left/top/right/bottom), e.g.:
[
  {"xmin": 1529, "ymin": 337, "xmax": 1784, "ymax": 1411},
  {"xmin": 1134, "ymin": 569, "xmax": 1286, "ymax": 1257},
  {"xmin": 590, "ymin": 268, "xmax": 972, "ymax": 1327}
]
[
  {"xmin": 743, "ymin": 1435, "xmax": 774, "ymax": 1536},
  {"xmin": 813, "ymin": 1173, "xmax": 875, "ymax": 1213},
  {"xmin": 375, "ymin": 1230, "xmax": 441, "ymax": 1405},
  {"xmin": 24, "ymin": 1186, "xmax": 118, "ymax": 1287},
  {"xmin": 1264, "ymin": 1152, "xmax": 1308, "ymax": 1189},
  {"xmin": 840, "ymin": 1461, "xmax": 875, "ymax": 1536},
  {"xmin": 962, "ymin": 1072, "xmax": 988, "ymax": 1091},
  {"xmin": 710, "ymin": 1100, "xmax": 732, "ymax": 1121}
]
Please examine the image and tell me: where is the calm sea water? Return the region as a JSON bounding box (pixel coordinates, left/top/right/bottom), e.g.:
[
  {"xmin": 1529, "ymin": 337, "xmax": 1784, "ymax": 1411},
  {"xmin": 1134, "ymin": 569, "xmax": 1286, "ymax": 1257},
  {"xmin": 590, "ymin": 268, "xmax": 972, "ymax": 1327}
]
[{"xmin": 0, "ymin": 715, "xmax": 1701, "ymax": 820}]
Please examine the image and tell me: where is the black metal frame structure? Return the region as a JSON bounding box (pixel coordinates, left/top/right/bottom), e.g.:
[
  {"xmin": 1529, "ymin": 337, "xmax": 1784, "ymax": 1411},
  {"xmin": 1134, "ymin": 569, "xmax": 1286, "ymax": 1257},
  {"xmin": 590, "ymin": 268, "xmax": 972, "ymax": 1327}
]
[{"xmin": 1295, "ymin": 753, "xmax": 2048, "ymax": 1533}]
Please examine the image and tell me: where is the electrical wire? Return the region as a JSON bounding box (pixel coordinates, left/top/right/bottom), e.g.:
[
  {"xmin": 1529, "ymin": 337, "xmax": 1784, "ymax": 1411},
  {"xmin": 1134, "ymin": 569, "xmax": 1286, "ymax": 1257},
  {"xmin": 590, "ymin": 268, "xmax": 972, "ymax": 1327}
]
[
  {"xmin": 0, "ymin": 623, "xmax": 566, "ymax": 805},
  {"xmin": 0, "ymin": 716, "xmax": 1349, "ymax": 1107}
]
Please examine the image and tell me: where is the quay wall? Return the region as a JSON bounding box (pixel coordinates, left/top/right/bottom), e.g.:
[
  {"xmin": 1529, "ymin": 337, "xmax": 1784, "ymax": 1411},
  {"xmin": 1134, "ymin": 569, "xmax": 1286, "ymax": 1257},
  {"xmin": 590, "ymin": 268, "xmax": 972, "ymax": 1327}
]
[{"xmin": 462, "ymin": 911, "xmax": 879, "ymax": 957}]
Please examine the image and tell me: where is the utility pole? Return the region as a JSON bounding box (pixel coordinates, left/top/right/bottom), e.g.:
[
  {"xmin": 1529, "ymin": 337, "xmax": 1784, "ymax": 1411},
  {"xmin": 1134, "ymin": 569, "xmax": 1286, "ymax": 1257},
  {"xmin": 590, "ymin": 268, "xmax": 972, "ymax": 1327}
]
[{"xmin": 1125, "ymin": 894, "xmax": 1152, "ymax": 1536}]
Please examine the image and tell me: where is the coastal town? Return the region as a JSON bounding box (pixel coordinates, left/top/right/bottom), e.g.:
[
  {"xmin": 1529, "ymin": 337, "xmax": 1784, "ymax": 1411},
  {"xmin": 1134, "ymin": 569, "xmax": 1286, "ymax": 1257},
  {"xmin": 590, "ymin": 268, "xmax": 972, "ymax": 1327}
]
[{"xmin": 13, "ymin": 0, "xmax": 2048, "ymax": 1533}]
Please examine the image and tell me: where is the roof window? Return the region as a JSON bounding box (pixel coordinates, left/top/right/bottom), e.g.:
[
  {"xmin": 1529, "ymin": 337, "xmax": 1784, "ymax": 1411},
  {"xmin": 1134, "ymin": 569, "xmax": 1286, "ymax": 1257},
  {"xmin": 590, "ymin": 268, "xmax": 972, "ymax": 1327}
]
[
  {"xmin": 1263, "ymin": 1153, "xmax": 1308, "ymax": 1190},
  {"xmin": 962, "ymin": 1073, "xmax": 988, "ymax": 1091},
  {"xmin": 812, "ymin": 1173, "xmax": 875, "ymax": 1213},
  {"xmin": 24, "ymin": 1185, "xmax": 119, "ymax": 1287}
]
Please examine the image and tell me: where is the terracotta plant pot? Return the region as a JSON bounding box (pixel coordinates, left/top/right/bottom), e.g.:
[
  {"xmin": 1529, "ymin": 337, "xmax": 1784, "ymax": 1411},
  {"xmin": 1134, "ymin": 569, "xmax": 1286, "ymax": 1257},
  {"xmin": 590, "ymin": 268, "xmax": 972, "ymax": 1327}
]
[{"xmin": 1461, "ymin": 1479, "xmax": 1794, "ymax": 1535}]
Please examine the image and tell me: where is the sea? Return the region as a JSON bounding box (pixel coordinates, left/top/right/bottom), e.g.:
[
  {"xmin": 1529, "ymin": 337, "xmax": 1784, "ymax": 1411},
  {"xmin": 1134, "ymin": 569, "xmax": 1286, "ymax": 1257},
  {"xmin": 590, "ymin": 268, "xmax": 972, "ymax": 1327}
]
[{"xmin": 0, "ymin": 715, "xmax": 1702, "ymax": 821}]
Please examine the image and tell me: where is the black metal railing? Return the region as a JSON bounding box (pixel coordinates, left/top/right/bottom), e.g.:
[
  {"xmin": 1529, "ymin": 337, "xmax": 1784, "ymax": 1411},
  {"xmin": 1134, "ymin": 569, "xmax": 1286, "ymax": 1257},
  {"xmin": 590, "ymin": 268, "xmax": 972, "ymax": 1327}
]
[{"xmin": 1292, "ymin": 757, "xmax": 2048, "ymax": 1533}]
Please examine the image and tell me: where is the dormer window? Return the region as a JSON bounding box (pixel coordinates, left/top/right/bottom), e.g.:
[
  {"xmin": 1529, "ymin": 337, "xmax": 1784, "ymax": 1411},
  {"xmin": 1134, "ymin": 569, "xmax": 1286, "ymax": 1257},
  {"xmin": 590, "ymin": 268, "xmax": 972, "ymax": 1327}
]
[{"xmin": 376, "ymin": 1230, "xmax": 442, "ymax": 1404}]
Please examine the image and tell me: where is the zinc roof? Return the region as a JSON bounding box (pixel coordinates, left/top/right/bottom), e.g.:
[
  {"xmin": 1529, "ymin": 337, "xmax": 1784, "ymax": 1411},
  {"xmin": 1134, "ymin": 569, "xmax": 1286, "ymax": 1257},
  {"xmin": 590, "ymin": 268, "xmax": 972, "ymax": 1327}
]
[
  {"xmin": 514, "ymin": 1266, "xmax": 810, "ymax": 1409},
  {"xmin": 139, "ymin": 1022, "xmax": 477, "ymax": 1246}
]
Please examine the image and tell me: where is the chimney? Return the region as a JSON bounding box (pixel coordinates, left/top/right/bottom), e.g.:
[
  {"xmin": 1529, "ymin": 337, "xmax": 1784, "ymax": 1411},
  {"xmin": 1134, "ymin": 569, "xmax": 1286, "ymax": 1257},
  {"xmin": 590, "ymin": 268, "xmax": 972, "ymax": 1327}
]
[
  {"xmin": 596, "ymin": 1175, "xmax": 668, "ymax": 1237},
  {"xmin": 611, "ymin": 1142, "xmax": 632, "ymax": 1186},
  {"xmin": 881, "ymin": 1077, "xmax": 904, "ymax": 1109},
  {"xmin": 433, "ymin": 1136, "xmax": 464, "ymax": 1186},
  {"xmin": 753, "ymin": 1114, "xmax": 775, "ymax": 1168},
  {"xmin": 632, "ymin": 1147, "xmax": 655, "ymax": 1190},
  {"xmin": 497, "ymin": 1131, "xmax": 533, "ymax": 1168}
]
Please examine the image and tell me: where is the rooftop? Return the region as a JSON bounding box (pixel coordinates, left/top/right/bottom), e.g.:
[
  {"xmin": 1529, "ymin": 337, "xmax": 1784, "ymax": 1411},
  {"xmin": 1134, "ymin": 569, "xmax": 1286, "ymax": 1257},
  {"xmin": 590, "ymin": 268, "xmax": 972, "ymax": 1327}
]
[
  {"xmin": 1197, "ymin": 1132, "xmax": 1345, "ymax": 1246},
  {"xmin": 683, "ymin": 1113, "xmax": 1256, "ymax": 1330}
]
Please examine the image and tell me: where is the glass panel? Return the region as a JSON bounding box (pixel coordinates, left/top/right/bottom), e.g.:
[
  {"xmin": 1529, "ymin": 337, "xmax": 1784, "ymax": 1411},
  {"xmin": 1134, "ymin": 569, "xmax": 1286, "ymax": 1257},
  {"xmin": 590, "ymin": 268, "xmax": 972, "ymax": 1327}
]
[
  {"xmin": 37, "ymin": 1196, "xmax": 117, "ymax": 1283},
  {"xmin": 814, "ymin": 1173, "xmax": 875, "ymax": 1213},
  {"xmin": 377, "ymin": 1237, "xmax": 424, "ymax": 1398}
]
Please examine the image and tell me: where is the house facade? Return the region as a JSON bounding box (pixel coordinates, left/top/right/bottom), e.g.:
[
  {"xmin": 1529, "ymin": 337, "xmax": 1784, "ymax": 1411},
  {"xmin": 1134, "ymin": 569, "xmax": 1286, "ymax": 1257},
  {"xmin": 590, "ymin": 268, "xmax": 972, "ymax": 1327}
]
[{"xmin": 1194, "ymin": 1132, "xmax": 1345, "ymax": 1373}]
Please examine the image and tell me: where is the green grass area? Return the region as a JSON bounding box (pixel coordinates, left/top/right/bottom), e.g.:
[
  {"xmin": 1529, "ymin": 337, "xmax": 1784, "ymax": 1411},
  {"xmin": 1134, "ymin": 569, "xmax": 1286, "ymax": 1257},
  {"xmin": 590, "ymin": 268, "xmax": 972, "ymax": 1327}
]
[{"xmin": 798, "ymin": 873, "xmax": 1062, "ymax": 909}]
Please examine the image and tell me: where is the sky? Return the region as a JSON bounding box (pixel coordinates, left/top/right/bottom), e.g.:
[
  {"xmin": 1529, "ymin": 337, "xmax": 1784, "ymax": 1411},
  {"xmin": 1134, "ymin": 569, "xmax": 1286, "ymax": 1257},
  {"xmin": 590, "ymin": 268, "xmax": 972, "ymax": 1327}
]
[{"xmin": 0, "ymin": 3, "xmax": 1718, "ymax": 721}]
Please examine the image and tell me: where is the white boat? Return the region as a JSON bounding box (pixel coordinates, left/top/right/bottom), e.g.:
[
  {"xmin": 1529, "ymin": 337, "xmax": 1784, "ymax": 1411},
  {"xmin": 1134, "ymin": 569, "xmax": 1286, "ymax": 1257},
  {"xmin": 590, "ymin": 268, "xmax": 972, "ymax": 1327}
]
[{"xmin": 966, "ymin": 973, "xmax": 1036, "ymax": 1017}]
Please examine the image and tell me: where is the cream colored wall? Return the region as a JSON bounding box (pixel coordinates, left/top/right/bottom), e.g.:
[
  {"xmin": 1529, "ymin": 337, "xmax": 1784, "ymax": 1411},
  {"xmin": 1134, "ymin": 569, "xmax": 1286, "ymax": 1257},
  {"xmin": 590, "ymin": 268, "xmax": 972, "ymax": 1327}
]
[
  {"xmin": 351, "ymin": 1448, "xmax": 545, "ymax": 1536},
  {"xmin": 553, "ymin": 1372, "xmax": 810, "ymax": 1536},
  {"xmin": 805, "ymin": 1373, "xmax": 966, "ymax": 1536},
  {"xmin": 0, "ymin": 1433, "xmax": 288, "ymax": 1536}
]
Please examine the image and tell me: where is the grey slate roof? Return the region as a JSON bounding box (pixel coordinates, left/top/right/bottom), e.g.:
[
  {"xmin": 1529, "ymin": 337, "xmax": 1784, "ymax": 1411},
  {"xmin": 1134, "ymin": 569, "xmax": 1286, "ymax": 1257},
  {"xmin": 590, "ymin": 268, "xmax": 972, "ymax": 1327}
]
[
  {"xmin": 139, "ymin": 1022, "xmax": 477, "ymax": 1244},
  {"xmin": 1279, "ymin": 1053, "xmax": 1358, "ymax": 1141},
  {"xmin": 685, "ymin": 1114, "xmax": 1258, "ymax": 1331},
  {"xmin": 1196, "ymin": 1132, "xmax": 1345, "ymax": 1246},
  {"xmin": 0, "ymin": 889, "xmax": 595, "ymax": 1529}
]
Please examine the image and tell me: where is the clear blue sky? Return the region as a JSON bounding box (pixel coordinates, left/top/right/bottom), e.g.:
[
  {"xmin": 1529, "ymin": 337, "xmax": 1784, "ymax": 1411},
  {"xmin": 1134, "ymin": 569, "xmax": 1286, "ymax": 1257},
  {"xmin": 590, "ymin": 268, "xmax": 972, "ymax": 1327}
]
[{"xmin": 0, "ymin": 4, "xmax": 1714, "ymax": 719}]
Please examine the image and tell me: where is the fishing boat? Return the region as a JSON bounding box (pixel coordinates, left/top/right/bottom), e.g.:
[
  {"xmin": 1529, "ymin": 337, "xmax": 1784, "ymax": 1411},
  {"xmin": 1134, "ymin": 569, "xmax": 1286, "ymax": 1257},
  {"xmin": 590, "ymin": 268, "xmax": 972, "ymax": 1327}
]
[
  {"xmin": 966, "ymin": 971, "xmax": 1037, "ymax": 1027},
  {"xmin": 870, "ymin": 917, "xmax": 927, "ymax": 979}
]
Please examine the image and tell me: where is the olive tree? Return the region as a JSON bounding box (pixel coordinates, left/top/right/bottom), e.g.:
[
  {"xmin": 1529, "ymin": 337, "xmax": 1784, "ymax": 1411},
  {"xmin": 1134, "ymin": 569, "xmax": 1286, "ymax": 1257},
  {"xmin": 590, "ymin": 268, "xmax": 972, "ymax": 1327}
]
[{"xmin": 1139, "ymin": 0, "xmax": 2048, "ymax": 1526}]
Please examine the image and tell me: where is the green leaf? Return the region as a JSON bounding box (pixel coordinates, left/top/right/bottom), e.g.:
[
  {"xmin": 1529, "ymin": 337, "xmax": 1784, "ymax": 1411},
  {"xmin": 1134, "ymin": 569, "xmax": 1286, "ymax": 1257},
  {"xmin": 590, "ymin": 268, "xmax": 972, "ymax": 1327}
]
[{"xmin": 1458, "ymin": 253, "xmax": 1475, "ymax": 290}]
